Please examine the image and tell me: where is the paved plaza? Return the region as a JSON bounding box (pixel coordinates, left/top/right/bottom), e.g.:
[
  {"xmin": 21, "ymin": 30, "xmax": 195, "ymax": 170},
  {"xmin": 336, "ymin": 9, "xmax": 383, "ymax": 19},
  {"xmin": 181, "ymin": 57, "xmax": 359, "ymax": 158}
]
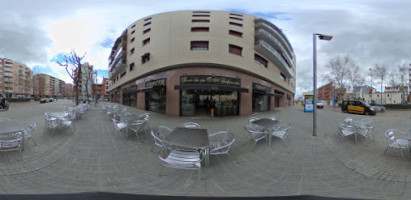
[{"xmin": 0, "ymin": 100, "xmax": 411, "ymax": 199}]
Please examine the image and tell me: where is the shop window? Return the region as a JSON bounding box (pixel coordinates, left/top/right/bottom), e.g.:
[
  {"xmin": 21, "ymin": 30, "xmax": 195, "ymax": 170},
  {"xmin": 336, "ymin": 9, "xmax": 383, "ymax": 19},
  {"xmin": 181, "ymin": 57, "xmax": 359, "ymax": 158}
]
[
  {"xmin": 280, "ymin": 73, "xmax": 286, "ymax": 81},
  {"xmin": 192, "ymin": 19, "xmax": 210, "ymax": 23},
  {"xmin": 141, "ymin": 53, "xmax": 150, "ymax": 64},
  {"xmin": 193, "ymin": 11, "xmax": 210, "ymax": 13},
  {"xmin": 144, "ymin": 22, "xmax": 151, "ymax": 26},
  {"xmin": 229, "ymin": 44, "xmax": 242, "ymax": 56},
  {"xmin": 143, "ymin": 28, "xmax": 151, "ymax": 34},
  {"xmin": 191, "ymin": 27, "xmax": 209, "ymax": 32},
  {"xmin": 229, "ymin": 22, "xmax": 242, "ymax": 27},
  {"xmin": 230, "ymin": 13, "xmax": 243, "ymax": 17},
  {"xmin": 144, "ymin": 17, "xmax": 152, "ymax": 21},
  {"xmin": 130, "ymin": 48, "xmax": 135, "ymax": 55},
  {"xmin": 229, "ymin": 16, "xmax": 243, "ymax": 21},
  {"xmin": 192, "ymin": 14, "xmax": 210, "ymax": 17},
  {"xmin": 143, "ymin": 38, "xmax": 150, "ymax": 46},
  {"xmin": 229, "ymin": 30, "xmax": 242, "ymax": 37},
  {"xmin": 254, "ymin": 54, "xmax": 268, "ymax": 67},
  {"xmin": 129, "ymin": 63, "xmax": 134, "ymax": 71},
  {"xmin": 191, "ymin": 41, "xmax": 209, "ymax": 50}
]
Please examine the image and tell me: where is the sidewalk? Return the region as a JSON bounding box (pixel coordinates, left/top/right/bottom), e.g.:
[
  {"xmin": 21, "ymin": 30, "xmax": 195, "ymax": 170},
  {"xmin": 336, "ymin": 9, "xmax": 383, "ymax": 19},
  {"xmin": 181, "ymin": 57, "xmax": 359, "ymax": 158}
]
[{"xmin": 0, "ymin": 100, "xmax": 410, "ymax": 199}]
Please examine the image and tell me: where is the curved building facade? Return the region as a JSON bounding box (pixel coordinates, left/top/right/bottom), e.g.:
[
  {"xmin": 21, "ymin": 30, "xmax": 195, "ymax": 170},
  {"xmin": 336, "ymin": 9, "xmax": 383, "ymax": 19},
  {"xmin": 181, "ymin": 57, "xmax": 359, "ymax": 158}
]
[{"xmin": 107, "ymin": 10, "xmax": 296, "ymax": 116}]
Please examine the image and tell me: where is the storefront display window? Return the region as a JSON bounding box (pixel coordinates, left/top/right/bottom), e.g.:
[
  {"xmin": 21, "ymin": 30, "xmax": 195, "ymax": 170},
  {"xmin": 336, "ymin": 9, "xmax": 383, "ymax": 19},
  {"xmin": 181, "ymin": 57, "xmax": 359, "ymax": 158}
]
[
  {"xmin": 252, "ymin": 83, "xmax": 270, "ymax": 112},
  {"xmin": 146, "ymin": 88, "xmax": 166, "ymax": 113}
]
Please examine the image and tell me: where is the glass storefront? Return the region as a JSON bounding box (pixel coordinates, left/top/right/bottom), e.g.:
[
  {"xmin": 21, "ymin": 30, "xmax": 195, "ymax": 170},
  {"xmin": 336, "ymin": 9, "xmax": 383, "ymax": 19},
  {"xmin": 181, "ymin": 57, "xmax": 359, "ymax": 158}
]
[
  {"xmin": 146, "ymin": 88, "xmax": 166, "ymax": 114},
  {"xmin": 122, "ymin": 93, "xmax": 137, "ymax": 107},
  {"xmin": 252, "ymin": 83, "xmax": 271, "ymax": 112},
  {"xmin": 180, "ymin": 90, "xmax": 239, "ymax": 116}
]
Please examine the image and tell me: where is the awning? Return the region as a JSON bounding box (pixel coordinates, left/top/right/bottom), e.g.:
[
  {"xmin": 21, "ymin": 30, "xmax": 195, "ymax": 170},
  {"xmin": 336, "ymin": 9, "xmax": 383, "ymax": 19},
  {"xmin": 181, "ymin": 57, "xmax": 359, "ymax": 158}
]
[
  {"xmin": 266, "ymin": 92, "xmax": 283, "ymax": 97},
  {"xmin": 136, "ymin": 86, "xmax": 166, "ymax": 93},
  {"xmin": 174, "ymin": 84, "xmax": 249, "ymax": 93}
]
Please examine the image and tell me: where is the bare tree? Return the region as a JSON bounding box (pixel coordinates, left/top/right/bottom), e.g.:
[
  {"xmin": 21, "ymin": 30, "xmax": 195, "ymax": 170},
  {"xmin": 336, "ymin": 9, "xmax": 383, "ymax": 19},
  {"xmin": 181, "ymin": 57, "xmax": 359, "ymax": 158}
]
[
  {"xmin": 322, "ymin": 54, "xmax": 355, "ymax": 103},
  {"xmin": 388, "ymin": 72, "xmax": 398, "ymax": 89},
  {"xmin": 373, "ymin": 64, "xmax": 387, "ymax": 104},
  {"xmin": 348, "ymin": 64, "xmax": 365, "ymax": 99},
  {"xmin": 56, "ymin": 50, "xmax": 86, "ymax": 105}
]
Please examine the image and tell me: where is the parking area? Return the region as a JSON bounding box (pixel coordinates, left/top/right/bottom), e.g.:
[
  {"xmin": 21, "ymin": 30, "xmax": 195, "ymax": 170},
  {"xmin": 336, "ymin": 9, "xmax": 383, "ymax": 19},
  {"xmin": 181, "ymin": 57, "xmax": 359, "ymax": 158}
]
[{"xmin": 0, "ymin": 100, "xmax": 410, "ymax": 199}]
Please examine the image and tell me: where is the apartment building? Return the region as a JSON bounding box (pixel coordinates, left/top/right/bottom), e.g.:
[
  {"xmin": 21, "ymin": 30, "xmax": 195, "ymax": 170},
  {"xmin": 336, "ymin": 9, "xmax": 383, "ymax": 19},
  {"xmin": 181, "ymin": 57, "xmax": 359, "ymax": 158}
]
[
  {"xmin": 33, "ymin": 73, "xmax": 66, "ymax": 97},
  {"xmin": 107, "ymin": 10, "xmax": 296, "ymax": 116},
  {"xmin": 74, "ymin": 63, "xmax": 94, "ymax": 100},
  {"xmin": 0, "ymin": 58, "xmax": 33, "ymax": 98}
]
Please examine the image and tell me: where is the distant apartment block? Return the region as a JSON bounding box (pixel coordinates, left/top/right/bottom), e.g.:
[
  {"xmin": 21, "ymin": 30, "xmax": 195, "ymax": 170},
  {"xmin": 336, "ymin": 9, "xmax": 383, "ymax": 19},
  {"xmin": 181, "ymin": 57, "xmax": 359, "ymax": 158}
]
[
  {"xmin": 65, "ymin": 83, "xmax": 73, "ymax": 97},
  {"xmin": 33, "ymin": 73, "xmax": 66, "ymax": 97},
  {"xmin": 74, "ymin": 63, "xmax": 94, "ymax": 100},
  {"xmin": 0, "ymin": 58, "xmax": 33, "ymax": 98},
  {"xmin": 92, "ymin": 77, "xmax": 109, "ymax": 99}
]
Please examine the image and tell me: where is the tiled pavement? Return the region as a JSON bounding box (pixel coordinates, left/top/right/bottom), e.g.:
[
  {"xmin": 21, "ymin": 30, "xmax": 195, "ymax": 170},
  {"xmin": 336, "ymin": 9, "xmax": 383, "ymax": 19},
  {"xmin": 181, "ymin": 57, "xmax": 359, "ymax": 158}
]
[{"xmin": 0, "ymin": 100, "xmax": 411, "ymax": 199}]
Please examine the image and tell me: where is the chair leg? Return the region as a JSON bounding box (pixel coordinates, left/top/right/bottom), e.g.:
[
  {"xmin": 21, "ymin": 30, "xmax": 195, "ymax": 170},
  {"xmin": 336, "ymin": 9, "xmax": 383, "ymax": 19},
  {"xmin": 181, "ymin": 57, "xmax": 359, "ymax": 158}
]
[
  {"xmin": 252, "ymin": 142, "xmax": 257, "ymax": 151},
  {"xmin": 383, "ymin": 146, "xmax": 390, "ymax": 155}
]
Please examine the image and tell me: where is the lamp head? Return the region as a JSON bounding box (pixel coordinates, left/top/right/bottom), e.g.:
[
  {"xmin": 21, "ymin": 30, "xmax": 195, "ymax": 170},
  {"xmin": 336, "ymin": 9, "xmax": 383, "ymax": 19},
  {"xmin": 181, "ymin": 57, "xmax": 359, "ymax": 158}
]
[{"xmin": 318, "ymin": 34, "xmax": 333, "ymax": 41}]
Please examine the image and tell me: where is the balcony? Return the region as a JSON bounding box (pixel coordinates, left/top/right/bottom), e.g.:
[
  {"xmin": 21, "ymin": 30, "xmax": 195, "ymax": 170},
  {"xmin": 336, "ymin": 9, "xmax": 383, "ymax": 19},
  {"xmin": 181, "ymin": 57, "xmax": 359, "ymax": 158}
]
[
  {"xmin": 4, "ymin": 78, "xmax": 13, "ymax": 82},
  {"xmin": 255, "ymin": 29, "xmax": 293, "ymax": 68},
  {"xmin": 255, "ymin": 19, "xmax": 293, "ymax": 59},
  {"xmin": 255, "ymin": 40, "xmax": 293, "ymax": 78},
  {"xmin": 4, "ymin": 73, "xmax": 13, "ymax": 77},
  {"xmin": 109, "ymin": 30, "xmax": 128, "ymax": 61}
]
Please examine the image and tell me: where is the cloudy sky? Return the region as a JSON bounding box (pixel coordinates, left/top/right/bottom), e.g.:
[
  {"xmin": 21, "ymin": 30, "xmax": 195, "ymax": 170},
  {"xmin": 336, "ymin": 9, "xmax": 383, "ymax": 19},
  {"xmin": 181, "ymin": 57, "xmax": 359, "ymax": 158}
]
[{"xmin": 1, "ymin": 0, "xmax": 410, "ymax": 97}]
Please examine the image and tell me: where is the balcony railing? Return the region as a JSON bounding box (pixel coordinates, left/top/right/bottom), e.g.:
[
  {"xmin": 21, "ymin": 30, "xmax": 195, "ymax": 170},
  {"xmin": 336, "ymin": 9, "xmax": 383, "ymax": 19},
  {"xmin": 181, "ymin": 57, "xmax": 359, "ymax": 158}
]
[
  {"xmin": 255, "ymin": 19, "xmax": 293, "ymax": 59},
  {"xmin": 255, "ymin": 29, "xmax": 293, "ymax": 68},
  {"xmin": 255, "ymin": 40, "xmax": 293, "ymax": 78}
]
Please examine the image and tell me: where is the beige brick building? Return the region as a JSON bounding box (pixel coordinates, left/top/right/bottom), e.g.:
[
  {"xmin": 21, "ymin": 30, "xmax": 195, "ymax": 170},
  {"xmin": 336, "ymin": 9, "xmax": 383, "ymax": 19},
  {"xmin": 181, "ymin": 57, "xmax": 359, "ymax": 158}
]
[
  {"xmin": 33, "ymin": 73, "xmax": 66, "ymax": 97},
  {"xmin": 107, "ymin": 10, "xmax": 296, "ymax": 116},
  {"xmin": 0, "ymin": 58, "xmax": 33, "ymax": 98}
]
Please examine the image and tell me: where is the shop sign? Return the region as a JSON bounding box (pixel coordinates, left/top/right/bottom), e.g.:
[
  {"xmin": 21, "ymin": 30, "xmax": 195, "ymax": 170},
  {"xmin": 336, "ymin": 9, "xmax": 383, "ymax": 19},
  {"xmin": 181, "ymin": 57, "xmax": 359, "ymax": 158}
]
[
  {"xmin": 145, "ymin": 78, "xmax": 166, "ymax": 88},
  {"xmin": 180, "ymin": 75, "xmax": 240, "ymax": 86},
  {"xmin": 252, "ymin": 83, "xmax": 271, "ymax": 93}
]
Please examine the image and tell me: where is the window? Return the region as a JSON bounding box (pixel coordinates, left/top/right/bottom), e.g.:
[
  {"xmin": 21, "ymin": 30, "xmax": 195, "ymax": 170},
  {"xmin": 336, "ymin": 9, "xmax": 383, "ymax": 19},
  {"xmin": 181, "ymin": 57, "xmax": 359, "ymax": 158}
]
[
  {"xmin": 229, "ymin": 16, "xmax": 243, "ymax": 21},
  {"xmin": 192, "ymin": 19, "xmax": 210, "ymax": 23},
  {"xmin": 191, "ymin": 27, "xmax": 209, "ymax": 32},
  {"xmin": 229, "ymin": 30, "xmax": 242, "ymax": 37},
  {"xmin": 129, "ymin": 63, "xmax": 134, "ymax": 71},
  {"xmin": 131, "ymin": 37, "xmax": 135, "ymax": 43},
  {"xmin": 120, "ymin": 71, "xmax": 126, "ymax": 78},
  {"xmin": 280, "ymin": 73, "xmax": 286, "ymax": 81},
  {"xmin": 193, "ymin": 11, "xmax": 210, "ymax": 13},
  {"xmin": 106, "ymin": 86, "xmax": 108, "ymax": 89},
  {"xmin": 130, "ymin": 48, "xmax": 135, "ymax": 55},
  {"xmin": 141, "ymin": 53, "xmax": 150, "ymax": 64},
  {"xmin": 144, "ymin": 17, "xmax": 152, "ymax": 21},
  {"xmin": 131, "ymin": 30, "xmax": 135, "ymax": 34},
  {"xmin": 191, "ymin": 41, "xmax": 209, "ymax": 50},
  {"xmin": 144, "ymin": 22, "xmax": 151, "ymax": 26},
  {"xmin": 143, "ymin": 38, "xmax": 150, "ymax": 46},
  {"xmin": 230, "ymin": 13, "xmax": 243, "ymax": 17},
  {"xmin": 254, "ymin": 54, "xmax": 268, "ymax": 67},
  {"xmin": 229, "ymin": 22, "xmax": 243, "ymax": 27},
  {"xmin": 131, "ymin": 24, "xmax": 136, "ymax": 28},
  {"xmin": 229, "ymin": 44, "xmax": 242, "ymax": 56},
  {"xmin": 143, "ymin": 28, "xmax": 151, "ymax": 34},
  {"xmin": 192, "ymin": 14, "xmax": 210, "ymax": 17}
]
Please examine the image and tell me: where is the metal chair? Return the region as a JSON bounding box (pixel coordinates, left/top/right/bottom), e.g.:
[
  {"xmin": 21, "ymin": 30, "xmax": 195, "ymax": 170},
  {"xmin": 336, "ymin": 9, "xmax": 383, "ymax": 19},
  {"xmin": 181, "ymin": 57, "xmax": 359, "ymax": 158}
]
[
  {"xmin": 208, "ymin": 131, "xmax": 235, "ymax": 156},
  {"xmin": 44, "ymin": 114, "xmax": 59, "ymax": 134},
  {"xmin": 19, "ymin": 121, "xmax": 37, "ymax": 146},
  {"xmin": 60, "ymin": 114, "xmax": 76, "ymax": 133},
  {"xmin": 338, "ymin": 123, "xmax": 356, "ymax": 139},
  {"xmin": 182, "ymin": 122, "xmax": 200, "ymax": 129},
  {"xmin": 244, "ymin": 124, "xmax": 267, "ymax": 150},
  {"xmin": 384, "ymin": 129, "xmax": 409, "ymax": 159},
  {"xmin": 128, "ymin": 120, "xmax": 146, "ymax": 142},
  {"xmin": 158, "ymin": 148, "xmax": 203, "ymax": 179},
  {"xmin": 0, "ymin": 131, "xmax": 24, "ymax": 153},
  {"xmin": 271, "ymin": 123, "xmax": 292, "ymax": 141}
]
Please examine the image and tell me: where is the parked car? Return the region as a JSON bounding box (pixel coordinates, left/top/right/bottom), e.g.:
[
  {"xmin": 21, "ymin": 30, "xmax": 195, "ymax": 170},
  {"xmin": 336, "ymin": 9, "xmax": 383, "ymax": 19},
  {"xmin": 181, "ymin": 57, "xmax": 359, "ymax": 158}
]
[
  {"xmin": 316, "ymin": 101, "xmax": 324, "ymax": 109},
  {"xmin": 40, "ymin": 98, "xmax": 48, "ymax": 103},
  {"xmin": 48, "ymin": 98, "xmax": 55, "ymax": 102},
  {"xmin": 341, "ymin": 100, "xmax": 376, "ymax": 115}
]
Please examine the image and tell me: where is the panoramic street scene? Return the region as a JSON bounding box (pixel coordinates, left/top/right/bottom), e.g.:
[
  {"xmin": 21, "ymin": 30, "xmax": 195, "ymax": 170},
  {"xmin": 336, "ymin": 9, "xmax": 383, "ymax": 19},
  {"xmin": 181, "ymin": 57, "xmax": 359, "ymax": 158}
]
[{"xmin": 1, "ymin": 0, "xmax": 411, "ymax": 200}]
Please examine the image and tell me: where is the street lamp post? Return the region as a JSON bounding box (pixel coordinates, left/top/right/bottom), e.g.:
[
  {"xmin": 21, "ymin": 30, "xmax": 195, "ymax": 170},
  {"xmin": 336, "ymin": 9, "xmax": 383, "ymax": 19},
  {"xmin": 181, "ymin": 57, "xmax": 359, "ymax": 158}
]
[
  {"xmin": 313, "ymin": 33, "xmax": 332, "ymax": 136},
  {"xmin": 94, "ymin": 70, "xmax": 98, "ymax": 107}
]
